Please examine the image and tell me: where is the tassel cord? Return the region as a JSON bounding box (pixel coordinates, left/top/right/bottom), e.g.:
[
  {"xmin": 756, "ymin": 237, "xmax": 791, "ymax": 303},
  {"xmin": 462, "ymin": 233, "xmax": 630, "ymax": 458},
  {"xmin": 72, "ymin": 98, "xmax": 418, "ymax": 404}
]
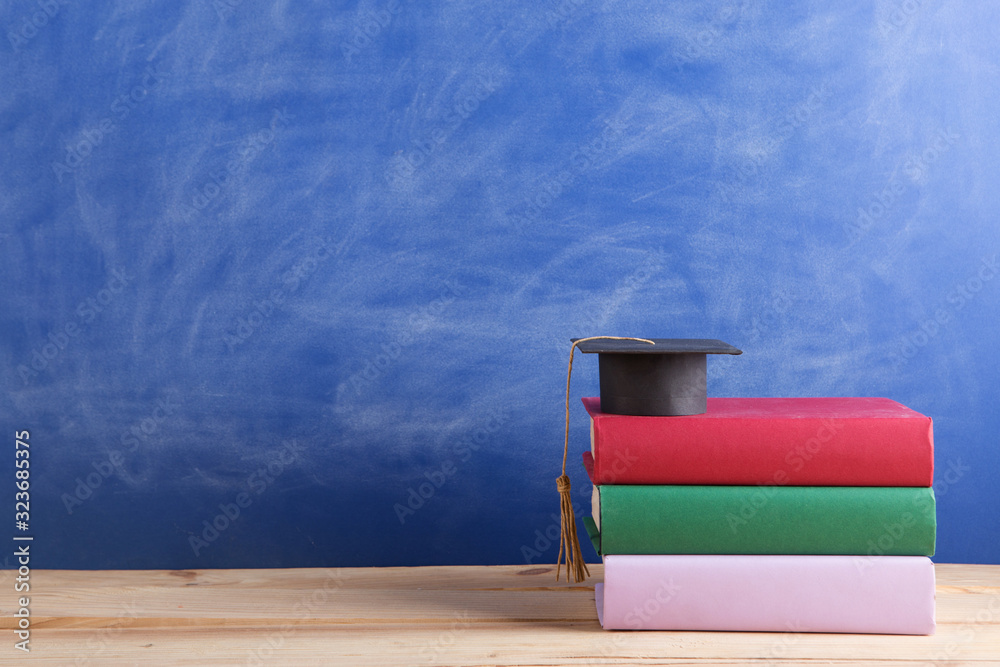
[{"xmin": 556, "ymin": 336, "xmax": 654, "ymax": 583}]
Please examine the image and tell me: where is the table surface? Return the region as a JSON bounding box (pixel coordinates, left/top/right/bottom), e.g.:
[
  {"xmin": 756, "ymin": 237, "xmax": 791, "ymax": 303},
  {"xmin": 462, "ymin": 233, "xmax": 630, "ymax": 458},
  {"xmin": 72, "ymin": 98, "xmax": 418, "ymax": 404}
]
[{"xmin": 2, "ymin": 563, "xmax": 998, "ymax": 665}]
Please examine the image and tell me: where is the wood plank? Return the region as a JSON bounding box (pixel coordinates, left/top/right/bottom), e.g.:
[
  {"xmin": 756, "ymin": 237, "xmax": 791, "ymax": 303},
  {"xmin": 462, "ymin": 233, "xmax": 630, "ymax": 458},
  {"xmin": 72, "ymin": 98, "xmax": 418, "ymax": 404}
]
[{"xmin": 1, "ymin": 564, "xmax": 997, "ymax": 665}]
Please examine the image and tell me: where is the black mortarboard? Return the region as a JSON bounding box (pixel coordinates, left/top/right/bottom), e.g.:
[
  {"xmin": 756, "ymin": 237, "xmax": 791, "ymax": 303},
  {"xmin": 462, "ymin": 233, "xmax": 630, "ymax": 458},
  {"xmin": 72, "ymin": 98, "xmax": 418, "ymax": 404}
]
[{"xmin": 572, "ymin": 338, "xmax": 742, "ymax": 416}]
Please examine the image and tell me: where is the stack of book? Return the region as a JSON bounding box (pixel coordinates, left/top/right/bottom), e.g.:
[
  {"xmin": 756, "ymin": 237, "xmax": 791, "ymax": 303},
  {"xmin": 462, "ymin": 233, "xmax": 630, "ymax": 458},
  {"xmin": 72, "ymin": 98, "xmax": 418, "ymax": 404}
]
[{"xmin": 581, "ymin": 395, "xmax": 937, "ymax": 634}]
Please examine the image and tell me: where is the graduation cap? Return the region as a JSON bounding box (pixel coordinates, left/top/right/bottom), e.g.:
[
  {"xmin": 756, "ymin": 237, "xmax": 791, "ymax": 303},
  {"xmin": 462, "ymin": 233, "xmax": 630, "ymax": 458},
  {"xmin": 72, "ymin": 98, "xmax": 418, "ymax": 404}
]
[
  {"xmin": 555, "ymin": 337, "xmax": 743, "ymax": 584},
  {"xmin": 572, "ymin": 337, "xmax": 743, "ymax": 416}
]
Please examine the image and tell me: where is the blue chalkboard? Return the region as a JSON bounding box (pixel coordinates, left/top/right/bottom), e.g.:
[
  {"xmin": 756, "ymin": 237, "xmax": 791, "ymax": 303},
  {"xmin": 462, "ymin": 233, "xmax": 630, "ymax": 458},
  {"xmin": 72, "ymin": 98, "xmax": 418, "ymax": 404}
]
[{"xmin": 1, "ymin": 1, "xmax": 998, "ymax": 570}]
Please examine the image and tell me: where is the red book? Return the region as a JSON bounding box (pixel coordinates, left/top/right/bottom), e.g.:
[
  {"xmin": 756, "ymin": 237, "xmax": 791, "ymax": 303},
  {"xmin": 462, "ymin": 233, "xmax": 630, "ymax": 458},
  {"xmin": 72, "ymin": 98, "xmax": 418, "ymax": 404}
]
[{"xmin": 582, "ymin": 396, "xmax": 933, "ymax": 487}]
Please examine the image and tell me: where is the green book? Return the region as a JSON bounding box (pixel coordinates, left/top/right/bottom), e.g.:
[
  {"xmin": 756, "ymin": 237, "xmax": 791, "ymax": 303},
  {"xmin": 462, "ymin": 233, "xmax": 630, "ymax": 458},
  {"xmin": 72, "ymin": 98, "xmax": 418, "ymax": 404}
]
[{"xmin": 587, "ymin": 485, "xmax": 936, "ymax": 556}]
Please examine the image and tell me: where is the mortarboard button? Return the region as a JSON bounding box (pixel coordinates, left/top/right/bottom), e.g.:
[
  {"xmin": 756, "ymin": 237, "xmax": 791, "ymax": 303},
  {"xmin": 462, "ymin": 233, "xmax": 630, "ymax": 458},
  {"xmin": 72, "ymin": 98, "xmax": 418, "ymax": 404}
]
[{"xmin": 572, "ymin": 338, "xmax": 742, "ymax": 416}]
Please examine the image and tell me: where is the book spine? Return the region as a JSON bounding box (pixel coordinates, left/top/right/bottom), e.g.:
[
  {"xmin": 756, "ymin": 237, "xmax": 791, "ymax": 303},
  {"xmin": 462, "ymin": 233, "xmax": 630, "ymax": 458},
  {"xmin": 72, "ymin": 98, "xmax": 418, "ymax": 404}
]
[
  {"xmin": 597, "ymin": 555, "xmax": 936, "ymax": 634},
  {"xmin": 596, "ymin": 485, "xmax": 936, "ymax": 555}
]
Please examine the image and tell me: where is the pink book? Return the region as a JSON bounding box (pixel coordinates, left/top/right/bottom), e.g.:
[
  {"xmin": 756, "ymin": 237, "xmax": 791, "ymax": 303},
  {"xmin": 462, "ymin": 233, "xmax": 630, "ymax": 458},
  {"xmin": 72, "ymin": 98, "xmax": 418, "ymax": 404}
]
[{"xmin": 596, "ymin": 555, "xmax": 935, "ymax": 634}]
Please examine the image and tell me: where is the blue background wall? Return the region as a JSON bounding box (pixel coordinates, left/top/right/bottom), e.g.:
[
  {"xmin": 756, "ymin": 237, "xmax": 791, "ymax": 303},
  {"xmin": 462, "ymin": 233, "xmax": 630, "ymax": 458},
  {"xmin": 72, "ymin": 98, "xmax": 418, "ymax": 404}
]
[{"xmin": 2, "ymin": 1, "xmax": 998, "ymax": 569}]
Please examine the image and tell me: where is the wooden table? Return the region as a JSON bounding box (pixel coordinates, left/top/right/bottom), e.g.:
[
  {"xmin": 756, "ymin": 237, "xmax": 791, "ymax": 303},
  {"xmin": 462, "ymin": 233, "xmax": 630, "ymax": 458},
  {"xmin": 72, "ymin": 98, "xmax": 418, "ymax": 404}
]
[{"xmin": 3, "ymin": 564, "xmax": 998, "ymax": 665}]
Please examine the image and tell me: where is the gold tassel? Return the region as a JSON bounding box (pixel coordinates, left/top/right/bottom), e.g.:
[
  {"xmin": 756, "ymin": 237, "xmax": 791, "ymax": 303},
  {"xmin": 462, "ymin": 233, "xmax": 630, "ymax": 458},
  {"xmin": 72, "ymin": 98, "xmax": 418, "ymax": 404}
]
[
  {"xmin": 556, "ymin": 336, "xmax": 654, "ymax": 583},
  {"xmin": 556, "ymin": 474, "xmax": 589, "ymax": 583}
]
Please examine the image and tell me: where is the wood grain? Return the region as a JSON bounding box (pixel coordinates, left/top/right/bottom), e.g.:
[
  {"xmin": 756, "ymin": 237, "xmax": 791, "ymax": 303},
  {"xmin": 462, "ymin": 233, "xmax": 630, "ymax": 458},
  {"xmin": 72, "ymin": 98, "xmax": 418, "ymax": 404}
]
[{"xmin": 1, "ymin": 564, "xmax": 997, "ymax": 665}]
